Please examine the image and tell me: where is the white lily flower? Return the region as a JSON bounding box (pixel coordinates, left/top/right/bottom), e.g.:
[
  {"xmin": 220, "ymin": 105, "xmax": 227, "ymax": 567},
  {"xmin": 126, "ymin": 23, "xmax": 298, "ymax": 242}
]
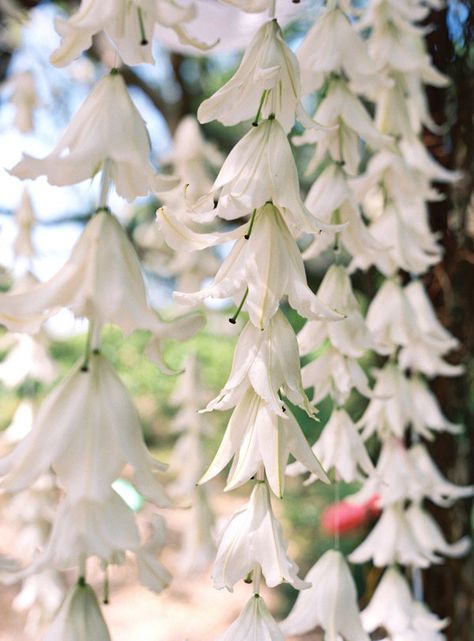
[
  {"xmin": 50, "ymin": 0, "xmax": 208, "ymax": 67},
  {"xmin": 348, "ymin": 437, "xmax": 422, "ymax": 507},
  {"xmin": 204, "ymin": 311, "xmax": 314, "ymax": 418},
  {"xmin": 199, "ymin": 389, "xmax": 328, "ymax": 498},
  {"xmin": 408, "ymin": 376, "xmax": 462, "ymax": 438},
  {"xmin": 301, "ymin": 346, "xmax": 372, "ymax": 406},
  {"xmin": 351, "ymin": 148, "xmax": 442, "ymax": 208},
  {"xmin": 348, "ymin": 504, "xmax": 439, "ymax": 568},
  {"xmin": 0, "ymin": 353, "xmax": 169, "ymax": 506},
  {"xmin": 398, "ymin": 340, "xmax": 464, "ymax": 378},
  {"xmin": 405, "ymin": 280, "xmax": 459, "ymax": 351},
  {"xmin": 43, "ymin": 581, "xmax": 111, "ymax": 641},
  {"xmin": 408, "ymin": 444, "xmax": 474, "ymax": 507},
  {"xmin": 298, "ymin": 264, "xmax": 372, "ymax": 359},
  {"xmin": 352, "ymin": 199, "xmax": 441, "ymax": 276},
  {"xmin": 367, "ymin": 278, "xmax": 463, "ymax": 375},
  {"xmin": 406, "ymin": 503, "xmax": 471, "ymax": 560},
  {"xmin": 362, "ymin": 567, "xmax": 448, "ymax": 638},
  {"xmin": 288, "ymin": 409, "xmax": 374, "ymax": 484},
  {"xmin": 0, "ymin": 211, "xmax": 201, "ymax": 370},
  {"xmin": 198, "ymin": 19, "xmax": 309, "ymax": 133},
  {"xmin": 212, "ymin": 481, "xmax": 308, "ymax": 591},
  {"xmin": 398, "ymin": 284, "xmax": 463, "ymax": 377},
  {"xmin": 361, "ymin": 2, "xmax": 448, "ymax": 86},
  {"xmin": 366, "ymin": 278, "xmax": 419, "ymax": 355},
  {"xmin": 280, "ymin": 549, "xmax": 369, "ymax": 641},
  {"xmin": 294, "ymin": 79, "xmax": 391, "ymax": 176},
  {"xmin": 24, "ymin": 491, "xmax": 140, "ymax": 573},
  {"xmin": 375, "ymin": 76, "xmax": 443, "ymax": 139},
  {"xmin": 135, "ymin": 514, "xmax": 172, "ymax": 593},
  {"xmin": 170, "ymin": 204, "xmax": 341, "ymax": 330},
  {"xmin": 304, "ymin": 164, "xmax": 383, "ymax": 262},
  {"xmin": 360, "ymin": 366, "xmax": 462, "ymax": 441},
  {"xmin": 296, "ymin": 1, "xmax": 382, "ymax": 94},
  {"xmin": 217, "ymin": 594, "xmax": 285, "ymax": 641},
  {"xmin": 11, "ymin": 72, "xmax": 178, "ymax": 201},
  {"xmin": 190, "ymin": 119, "xmax": 339, "ymax": 236},
  {"xmin": 399, "ymin": 136, "xmax": 461, "ymax": 183},
  {"xmin": 358, "ymin": 364, "xmax": 411, "ymax": 440}
]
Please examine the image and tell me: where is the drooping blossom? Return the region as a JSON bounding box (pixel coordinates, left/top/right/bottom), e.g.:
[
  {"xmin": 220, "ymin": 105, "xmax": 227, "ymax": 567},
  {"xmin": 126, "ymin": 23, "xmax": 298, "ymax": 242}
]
[
  {"xmin": 50, "ymin": 0, "xmax": 209, "ymax": 67},
  {"xmin": 204, "ymin": 311, "xmax": 314, "ymax": 418},
  {"xmin": 11, "ymin": 71, "xmax": 179, "ymax": 201},
  {"xmin": 406, "ymin": 503, "xmax": 471, "ymax": 560},
  {"xmin": 0, "ymin": 211, "xmax": 202, "ymax": 371},
  {"xmin": 287, "ymin": 409, "xmax": 373, "ymax": 484},
  {"xmin": 280, "ymin": 550, "xmax": 369, "ymax": 641},
  {"xmin": 358, "ymin": 364, "xmax": 462, "ymax": 441},
  {"xmin": 298, "ymin": 264, "xmax": 372, "ymax": 360},
  {"xmin": 296, "ymin": 0, "xmax": 382, "ymax": 94},
  {"xmin": 188, "ymin": 119, "xmax": 342, "ymax": 236},
  {"xmin": 349, "ymin": 438, "xmax": 473, "ymax": 508},
  {"xmin": 362, "ymin": 567, "xmax": 448, "ymax": 640},
  {"xmin": 293, "ymin": 78, "xmax": 391, "ymax": 176},
  {"xmin": 159, "ymin": 204, "xmax": 341, "ymax": 330},
  {"xmin": 216, "ymin": 594, "xmax": 285, "ymax": 641},
  {"xmin": 42, "ymin": 581, "xmax": 111, "ymax": 641},
  {"xmin": 212, "ymin": 481, "xmax": 308, "ymax": 591},
  {"xmin": 0, "ymin": 352, "xmax": 169, "ymax": 506},
  {"xmin": 303, "ymin": 164, "xmax": 383, "ymax": 262},
  {"xmin": 21, "ymin": 491, "xmax": 140, "ymax": 574},
  {"xmin": 198, "ymin": 19, "xmax": 312, "ymax": 133},
  {"xmin": 199, "ymin": 388, "xmax": 328, "ymax": 498},
  {"xmin": 301, "ymin": 345, "xmax": 372, "ymax": 407},
  {"xmin": 367, "ymin": 278, "xmax": 463, "ymax": 376},
  {"xmin": 349, "ymin": 502, "xmax": 468, "ymax": 568}
]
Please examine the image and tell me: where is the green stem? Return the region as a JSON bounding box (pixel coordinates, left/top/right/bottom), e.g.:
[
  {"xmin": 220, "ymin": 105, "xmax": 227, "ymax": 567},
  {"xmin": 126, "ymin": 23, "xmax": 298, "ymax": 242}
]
[
  {"xmin": 137, "ymin": 8, "xmax": 148, "ymax": 45},
  {"xmin": 103, "ymin": 566, "xmax": 110, "ymax": 604},
  {"xmin": 252, "ymin": 91, "xmax": 268, "ymax": 127},
  {"xmin": 244, "ymin": 209, "xmax": 257, "ymax": 239},
  {"xmin": 81, "ymin": 321, "xmax": 95, "ymax": 372},
  {"xmin": 229, "ymin": 288, "xmax": 249, "ymax": 324}
]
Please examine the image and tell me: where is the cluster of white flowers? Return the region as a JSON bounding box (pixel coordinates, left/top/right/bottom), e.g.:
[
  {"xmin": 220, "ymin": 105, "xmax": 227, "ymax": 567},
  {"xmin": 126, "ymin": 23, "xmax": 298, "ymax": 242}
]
[
  {"xmin": 0, "ymin": 0, "xmax": 470, "ymax": 639},
  {"xmin": 0, "ymin": 5, "xmax": 212, "ymax": 637},
  {"xmin": 274, "ymin": 1, "xmax": 471, "ymax": 640},
  {"xmin": 344, "ymin": 2, "xmax": 472, "ymax": 637},
  {"xmin": 155, "ymin": 3, "xmax": 351, "ymax": 637}
]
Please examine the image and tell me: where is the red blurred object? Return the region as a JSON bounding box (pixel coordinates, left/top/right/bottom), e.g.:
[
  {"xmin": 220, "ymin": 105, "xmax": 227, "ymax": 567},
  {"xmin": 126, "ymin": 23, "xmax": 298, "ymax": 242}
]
[{"xmin": 321, "ymin": 495, "xmax": 380, "ymax": 535}]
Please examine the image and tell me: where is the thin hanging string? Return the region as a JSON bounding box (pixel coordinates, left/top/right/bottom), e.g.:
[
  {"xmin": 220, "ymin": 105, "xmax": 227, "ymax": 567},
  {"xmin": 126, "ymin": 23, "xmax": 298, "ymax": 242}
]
[
  {"xmin": 410, "ymin": 427, "xmax": 424, "ymax": 601},
  {"xmin": 334, "ymin": 475, "xmax": 340, "ymax": 551},
  {"xmin": 253, "ymin": 466, "xmax": 265, "ymax": 595},
  {"xmin": 269, "ymin": 0, "xmax": 276, "ymax": 19},
  {"xmin": 97, "ymin": 160, "xmax": 112, "ymax": 211}
]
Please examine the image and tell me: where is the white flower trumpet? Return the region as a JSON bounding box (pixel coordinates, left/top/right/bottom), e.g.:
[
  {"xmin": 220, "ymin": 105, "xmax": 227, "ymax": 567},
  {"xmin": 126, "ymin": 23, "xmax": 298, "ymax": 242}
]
[
  {"xmin": 11, "ymin": 71, "xmax": 179, "ymax": 201},
  {"xmin": 212, "ymin": 482, "xmax": 308, "ymax": 591}
]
